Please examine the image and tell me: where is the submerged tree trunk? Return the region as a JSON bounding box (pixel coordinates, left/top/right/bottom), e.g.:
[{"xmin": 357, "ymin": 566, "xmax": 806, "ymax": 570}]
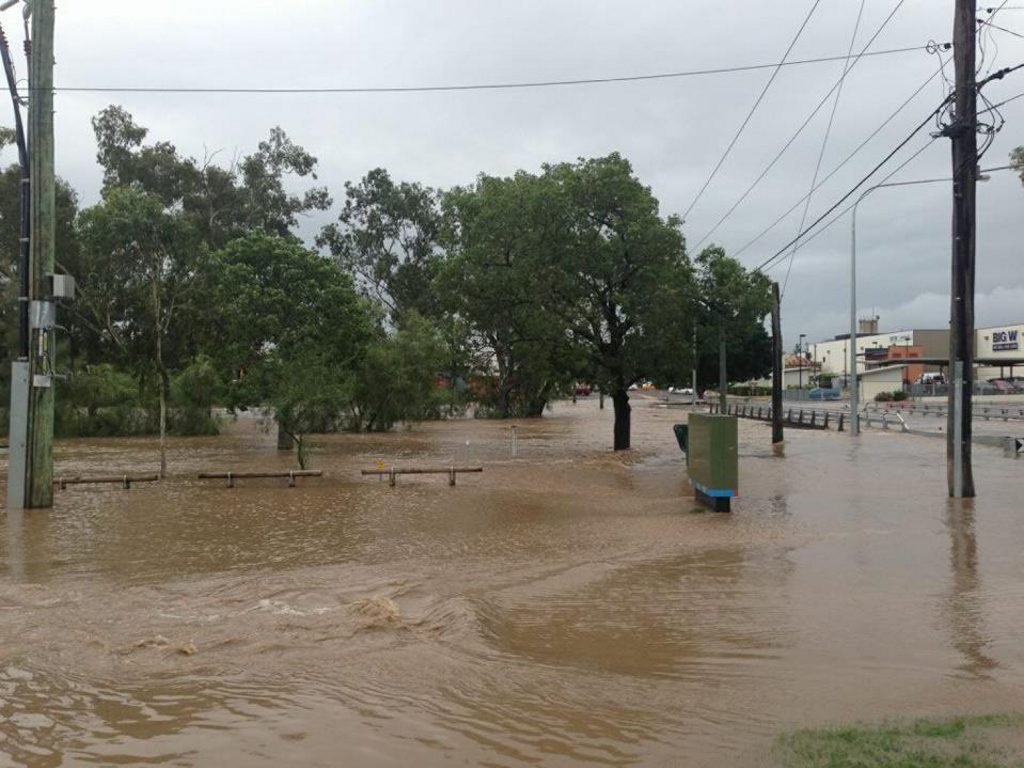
[
  {"xmin": 612, "ymin": 388, "xmax": 631, "ymax": 451},
  {"xmin": 525, "ymin": 397, "xmax": 547, "ymax": 418},
  {"xmin": 158, "ymin": 373, "xmax": 168, "ymax": 478},
  {"xmin": 277, "ymin": 421, "xmax": 295, "ymax": 450},
  {"xmin": 153, "ymin": 279, "xmax": 168, "ymax": 479}
]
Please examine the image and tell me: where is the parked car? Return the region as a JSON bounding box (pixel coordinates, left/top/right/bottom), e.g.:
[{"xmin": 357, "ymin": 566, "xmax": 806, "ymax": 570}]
[
  {"xmin": 668, "ymin": 386, "xmax": 694, "ymax": 395},
  {"xmin": 574, "ymin": 383, "xmax": 592, "ymax": 396},
  {"xmin": 988, "ymin": 379, "xmax": 1019, "ymax": 394},
  {"xmin": 808, "ymin": 387, "xmax": 841, "ymax": 401}
]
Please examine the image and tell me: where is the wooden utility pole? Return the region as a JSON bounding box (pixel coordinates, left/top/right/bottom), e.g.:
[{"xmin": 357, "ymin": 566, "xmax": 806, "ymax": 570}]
[
  {"xmin": 771, "ymin": 283, "xmax": 784, "ymax": 443},
  {"xmin": 23, "ymin": 0, "xmax": 56, "ymax": 508},
  {"xmin": 947, "ymin": 0, "xmax": 976, "ymax": 497}
]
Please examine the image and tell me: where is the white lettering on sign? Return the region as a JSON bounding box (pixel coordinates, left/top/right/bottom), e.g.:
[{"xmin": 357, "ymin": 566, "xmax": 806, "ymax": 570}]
[{"xmin": 992, "ymin": 329, "xmax": 1020, "ymax": 352}]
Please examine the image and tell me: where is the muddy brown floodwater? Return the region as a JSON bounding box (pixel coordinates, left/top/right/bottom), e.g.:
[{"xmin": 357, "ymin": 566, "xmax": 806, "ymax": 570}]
[{"xmin": 3, "ymin": 395, "xmax": 1024, "ymax": 766}]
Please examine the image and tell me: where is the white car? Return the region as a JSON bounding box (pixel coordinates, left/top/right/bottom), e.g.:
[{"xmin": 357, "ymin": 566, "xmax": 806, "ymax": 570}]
[{"xmin": 668, "ymin": 386, "xmax": 695, "ymax": 395}]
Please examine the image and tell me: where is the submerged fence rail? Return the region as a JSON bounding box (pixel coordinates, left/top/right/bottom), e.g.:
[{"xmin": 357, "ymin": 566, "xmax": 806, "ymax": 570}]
[
  {"xmin": 360, "ymin": 466, "xmax": 484, "ymax": 487},
  {"xmin": 197, "ymin": 470, "xmax": 324, "ymax": 488},
  {"xmin": 54, "ymin": 473, "xmax": 160, "ymax": 490},
  {"xmin": 708, "ymin": 402, "xmax": 835, "ymax": 431}
]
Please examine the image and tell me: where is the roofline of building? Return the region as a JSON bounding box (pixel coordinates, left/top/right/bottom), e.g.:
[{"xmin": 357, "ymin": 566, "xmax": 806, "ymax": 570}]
[{"xmin": 814, "ymin": 324, "xmax": 1023, "ymax": 346}]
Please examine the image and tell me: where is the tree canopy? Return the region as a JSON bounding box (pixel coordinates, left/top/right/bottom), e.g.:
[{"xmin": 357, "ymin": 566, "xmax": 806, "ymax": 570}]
[{"xmin": 1, "ymin": 105, "xmax": 775, "ymax": 460}]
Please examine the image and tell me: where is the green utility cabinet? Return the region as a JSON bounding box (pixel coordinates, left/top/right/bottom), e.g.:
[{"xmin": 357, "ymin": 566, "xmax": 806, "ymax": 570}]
[{"xmin": 686, "ymin": 413, "xmax": 738, "ymax": 512}]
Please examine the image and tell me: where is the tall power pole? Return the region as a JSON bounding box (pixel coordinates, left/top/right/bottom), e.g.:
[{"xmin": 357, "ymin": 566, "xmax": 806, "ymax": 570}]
[
  {"xmin": 947, "ymin": 0, "xmax": 976, "ymax": 498},
  {"xmin": 771, "ymin": 283, "xmax": 783, "ymax": 443},
  {"xmin": 10, "ymin": 0, "xmax": 57, "ymax": 509}
]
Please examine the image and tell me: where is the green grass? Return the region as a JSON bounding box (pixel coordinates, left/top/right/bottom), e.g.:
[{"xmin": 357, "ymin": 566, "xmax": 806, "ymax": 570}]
[{"xmin": 774, "ymin": 714, "xmax": 1024, "ymax": 768}]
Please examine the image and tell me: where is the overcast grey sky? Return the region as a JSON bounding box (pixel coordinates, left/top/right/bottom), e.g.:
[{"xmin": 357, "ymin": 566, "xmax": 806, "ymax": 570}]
[{"xmin": 18, "ymin": 0, "xmax": 1024, "ymax": 343}]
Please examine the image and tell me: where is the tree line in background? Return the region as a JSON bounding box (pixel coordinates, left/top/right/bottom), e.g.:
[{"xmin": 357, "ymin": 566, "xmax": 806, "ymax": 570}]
[{"xmin": 0, "ymin": 106, "xmax": 773, "ymax": 466}]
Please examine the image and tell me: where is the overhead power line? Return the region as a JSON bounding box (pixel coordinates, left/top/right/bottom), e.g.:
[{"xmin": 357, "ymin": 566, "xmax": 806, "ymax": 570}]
[
  {"xmin": 981, "ymin": 89, "xmax": 1024, "ymax": 110},
  {"xmin": 732, "ymin": 61, "xmax": 948, "ymax": 259},
  {"xmin": 37, "ymin": 45, "xmax": 935, "ymax": 95},
  {"xmin": 755, "ymin": 92, "xmax": 954, "ymax": 273},
  {"xmin": 782, "ymin": 0, "xmax": 867, "ymax": 297},
  {"xmin": 748, "ymin": 59, "xmax": 1024, "ymax": 272},
  {"xmin": 980, "ymin": 18, "xmax": 1024, "ymax": 39},
  {"xmin": 767, "ymin": 152, "xmax": 1014, "ymax": 265},
  {"xmin": 681, "ymin": 0, "xmax": 824, "ymax": 222},
  {"xmin": 761, "ymin": 137, "xmax": 941, "ymax": 260},
  {"xmin": 690, "ymin": 0, "xmax": 921, "ymax": 251}
]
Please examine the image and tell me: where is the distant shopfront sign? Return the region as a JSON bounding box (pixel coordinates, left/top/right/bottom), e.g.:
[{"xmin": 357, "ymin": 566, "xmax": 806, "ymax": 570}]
[{"xmin": 992, "ymin": 328, "xmax": 1020, "ymax": 352}]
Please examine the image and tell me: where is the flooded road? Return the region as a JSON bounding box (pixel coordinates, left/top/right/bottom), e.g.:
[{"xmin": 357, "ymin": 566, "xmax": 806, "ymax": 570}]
[{"xmin": 3, "ymin": 396, "xmax": 1024, "ymax": 766}]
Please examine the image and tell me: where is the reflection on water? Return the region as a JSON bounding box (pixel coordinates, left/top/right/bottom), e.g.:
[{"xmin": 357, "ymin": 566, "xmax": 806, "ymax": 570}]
[
  {"xmin": 944, "ymin": 500, "xmax": 997, "ymax": 678},
  {"xmin": 4, "ymin": 509, "xmax": 51, "ymax": 584},
  {"xmin": 2, "ymin": 400, "xmax": 1024, "ymax": 766}
]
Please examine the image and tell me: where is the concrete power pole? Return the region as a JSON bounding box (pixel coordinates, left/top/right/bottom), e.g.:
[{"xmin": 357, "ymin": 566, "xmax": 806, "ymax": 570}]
[
  {"xmin": 946, "ymin": 0, "xmax": 976, "ymax": 498},
  {"xmin": 9, "ymin": 0, "xmax": 57, "ymax": 509}
]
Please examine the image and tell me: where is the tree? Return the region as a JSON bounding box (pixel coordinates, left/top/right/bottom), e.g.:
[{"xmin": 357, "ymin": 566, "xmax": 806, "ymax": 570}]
[
  {"xmin": 205, "ymin": 232, "xmax": 373, "ymax": 464},
  {"xmin": 350, "ymin": 311, "xmax": 448, "ymax": 432},
  {"xmin": 692, "ymin": 246, "xmax": 773, "ymax": 404},
  {"xmin": 76, "ymin": 187, "xmax": 202, "ymax": 476},
  {"xmin": 543, "ymin": 154, "xmax": 694, "ymax": 450},
  {"xmin": 319, "ymin": 168, "xmax": 443, "ymax": 322},
  {"xmin": 1011, "ymin": 146, "xmax": 1024, "ymax": 185},
  {"xmin": 238, "ymin": 126, "xmax": 332, "ymax": 237},
  {"xmin": 91, "ymin": 106, "xmax": 331, "ymax": 248},
  {"xmin": 439, "ymin": 171, "xmax": 582, "ymax": 417}
]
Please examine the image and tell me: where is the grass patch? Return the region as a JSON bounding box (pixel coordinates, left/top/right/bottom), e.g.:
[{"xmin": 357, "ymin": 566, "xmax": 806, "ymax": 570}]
[{"xmin": 774, "ymin": 714, "xmax": 1024, "ymax": 767}]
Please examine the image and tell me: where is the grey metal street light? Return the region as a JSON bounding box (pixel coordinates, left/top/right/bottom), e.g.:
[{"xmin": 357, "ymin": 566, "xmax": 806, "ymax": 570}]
[
  {"xmin": 848, "ymin": 168, "xmax": 1005, "ymax": 436},
  {"xmin": 798, "ymin": 333, "xmax": 806, "ymax": 393}
]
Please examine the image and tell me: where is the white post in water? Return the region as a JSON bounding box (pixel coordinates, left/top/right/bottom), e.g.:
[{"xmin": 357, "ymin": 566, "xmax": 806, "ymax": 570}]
[{"xmin": 510, "ymin": 425, "xmax": 518, "ymax": 458}]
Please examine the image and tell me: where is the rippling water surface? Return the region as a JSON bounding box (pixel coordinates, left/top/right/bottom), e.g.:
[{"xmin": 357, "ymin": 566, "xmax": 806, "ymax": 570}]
[{"xmin": 3, "ymin": 397, "xmax": 1024, "ymax": 766}]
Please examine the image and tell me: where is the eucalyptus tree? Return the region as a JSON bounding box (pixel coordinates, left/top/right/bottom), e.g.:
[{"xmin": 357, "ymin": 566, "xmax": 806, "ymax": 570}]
[
  {"xmin": 91, "ymin": 105, "xmax": 331, "ymax": 248},
  {"xmin": 76, "ymin": 187, "xmax": 202, "ymax": 476},
  {"xmin": 319, "ymin": 168, "xmax": 443, "ymax": 322}
]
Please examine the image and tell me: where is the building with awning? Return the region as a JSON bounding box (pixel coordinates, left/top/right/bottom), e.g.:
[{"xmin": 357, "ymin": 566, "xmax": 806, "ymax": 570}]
[
  {"xmin": 858, "ymin": 364, "xmax": 908, "ymax": 402},
  {"xmin": 808, "ymin": 321, "xmax": 1024, "ymax": 383}
]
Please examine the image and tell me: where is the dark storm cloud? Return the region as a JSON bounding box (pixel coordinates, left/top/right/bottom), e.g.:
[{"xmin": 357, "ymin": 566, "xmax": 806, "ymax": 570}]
[{"xmin": 22, "ymin": 0, "xmax": 1024, "ymax": 342}]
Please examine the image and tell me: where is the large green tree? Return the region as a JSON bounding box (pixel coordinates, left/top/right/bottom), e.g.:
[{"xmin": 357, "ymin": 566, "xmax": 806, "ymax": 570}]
[
  {"xmin": 439, "ymin": 171, "xmax": 583, "ymax": 418},
  {"xmin": 544, "ymin": 154, "xmax": 694, "ymax": 450},
  {"xmin": 205, "ymin": 232, "xmax": 373, "ymax": 463}
]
